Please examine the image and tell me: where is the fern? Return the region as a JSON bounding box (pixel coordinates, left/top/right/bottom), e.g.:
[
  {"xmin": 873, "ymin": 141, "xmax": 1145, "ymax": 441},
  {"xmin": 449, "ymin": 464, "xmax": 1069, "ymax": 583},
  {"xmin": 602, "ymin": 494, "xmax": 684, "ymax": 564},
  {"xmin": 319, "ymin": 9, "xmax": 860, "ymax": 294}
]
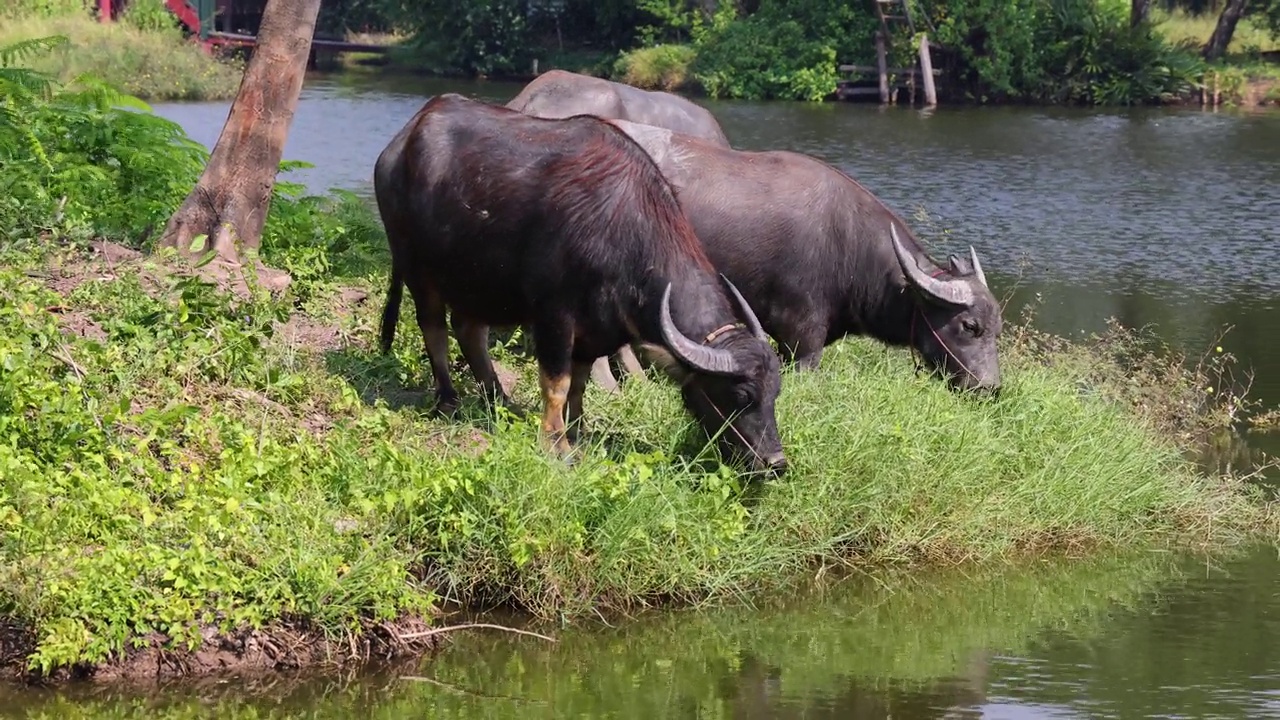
[{"xmin": 0, "ymin": 34, "xmax": 206, "ymax": 246}]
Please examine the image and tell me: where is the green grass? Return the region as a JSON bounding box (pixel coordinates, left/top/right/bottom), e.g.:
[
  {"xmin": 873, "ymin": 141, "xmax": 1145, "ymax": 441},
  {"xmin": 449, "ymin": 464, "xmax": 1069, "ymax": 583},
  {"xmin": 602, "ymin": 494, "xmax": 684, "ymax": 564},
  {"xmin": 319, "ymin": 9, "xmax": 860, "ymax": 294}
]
[
  {"xmin": 0, "ymin": 11, "xmax": 242, "ymax": 101},
  {"xmin": 0, "ymin": 213, "xmax": 1274, "ymax": 676},
  {"xmin": 613, "ymin": 44, "xmax": 697, "ymax": 91}
]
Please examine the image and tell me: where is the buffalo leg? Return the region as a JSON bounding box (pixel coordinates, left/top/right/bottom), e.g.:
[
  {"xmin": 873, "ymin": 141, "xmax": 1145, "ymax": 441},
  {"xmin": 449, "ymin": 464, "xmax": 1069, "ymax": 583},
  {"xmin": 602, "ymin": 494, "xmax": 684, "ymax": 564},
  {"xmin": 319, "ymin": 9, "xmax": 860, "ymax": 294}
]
[
  {"xmin": 451, "ymin": 313, "xmax": 517, "ymax": 411},
  {"xmin": 779, "ymin": 333, "xmax": 826, "ymax": 371},
  {"xmin": 532, "ymin": 318, "xmax": 575, "ymax": 457},
  {"xmin": 589, "ymin": 356, "xmax": 620, "ymax": 393},
  {"xmin": 565, "ymin": 360, "xmax": 594, "ymax": 443},
  {"xmin": 405, "ymin": 278, "xmax": 459, "ymax": 413}
]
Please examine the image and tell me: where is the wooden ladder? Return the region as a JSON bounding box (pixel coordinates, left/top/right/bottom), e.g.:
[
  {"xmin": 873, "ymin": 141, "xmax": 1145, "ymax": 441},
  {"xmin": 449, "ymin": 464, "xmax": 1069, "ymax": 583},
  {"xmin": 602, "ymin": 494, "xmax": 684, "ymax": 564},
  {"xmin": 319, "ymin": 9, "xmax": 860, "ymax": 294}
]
[{"xmin": 870, "ymin": 0, "xmax": 942, "ymax": 105}]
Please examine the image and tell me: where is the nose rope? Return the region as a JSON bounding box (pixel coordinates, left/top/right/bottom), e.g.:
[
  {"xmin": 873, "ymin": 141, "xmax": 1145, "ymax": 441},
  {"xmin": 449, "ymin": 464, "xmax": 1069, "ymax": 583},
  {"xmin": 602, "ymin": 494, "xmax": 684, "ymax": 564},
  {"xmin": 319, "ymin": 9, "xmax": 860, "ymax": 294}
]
[
  {"xmin": 683, "ymin": 325, "xmax": 772, "ymax": 469},
  {"xmin": 907, "ymin": 269, "xmax": 978, "ymax": 382}
]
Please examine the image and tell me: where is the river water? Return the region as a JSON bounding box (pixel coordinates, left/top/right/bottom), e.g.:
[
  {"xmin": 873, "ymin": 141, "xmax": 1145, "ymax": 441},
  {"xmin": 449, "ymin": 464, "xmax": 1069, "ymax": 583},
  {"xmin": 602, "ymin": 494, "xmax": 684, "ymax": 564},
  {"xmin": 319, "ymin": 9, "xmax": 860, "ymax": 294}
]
[{"xmin": 9, "ymin": 72, "xmax": 1278, "ymax": 718}]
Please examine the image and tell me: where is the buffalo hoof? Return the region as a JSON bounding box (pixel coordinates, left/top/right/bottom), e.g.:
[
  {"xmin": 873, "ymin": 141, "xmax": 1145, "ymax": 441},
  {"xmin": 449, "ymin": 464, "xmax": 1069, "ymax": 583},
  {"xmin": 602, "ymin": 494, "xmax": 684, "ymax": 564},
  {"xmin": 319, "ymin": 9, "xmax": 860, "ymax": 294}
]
[
  {"xmin": 541, "ymin": 432, "xmax": 580, "ymax": 466},
  {"xmin": 432, "ymin": 391, "xmax": 461, "ymax": 418}
]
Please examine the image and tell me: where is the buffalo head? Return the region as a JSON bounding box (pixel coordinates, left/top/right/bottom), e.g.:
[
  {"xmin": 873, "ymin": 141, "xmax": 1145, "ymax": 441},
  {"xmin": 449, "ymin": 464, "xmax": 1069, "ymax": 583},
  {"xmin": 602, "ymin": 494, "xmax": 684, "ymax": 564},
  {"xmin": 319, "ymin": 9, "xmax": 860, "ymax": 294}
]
[
  {"xmin": 891, "ymin": 225, "xmax": 1002, "ymax": 394},
  {"xmin": 649, "ymin": 276, "xmax": 787, "ymax": 476}
]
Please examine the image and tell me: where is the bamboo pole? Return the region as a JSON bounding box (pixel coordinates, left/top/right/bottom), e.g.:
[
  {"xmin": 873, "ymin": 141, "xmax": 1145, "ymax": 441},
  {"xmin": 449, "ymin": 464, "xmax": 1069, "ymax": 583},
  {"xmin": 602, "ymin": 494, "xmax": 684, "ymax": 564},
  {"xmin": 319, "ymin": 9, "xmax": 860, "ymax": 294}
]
[{"xmin": 919, "ymin": 33, "xmax": 938, "ymax": 107}]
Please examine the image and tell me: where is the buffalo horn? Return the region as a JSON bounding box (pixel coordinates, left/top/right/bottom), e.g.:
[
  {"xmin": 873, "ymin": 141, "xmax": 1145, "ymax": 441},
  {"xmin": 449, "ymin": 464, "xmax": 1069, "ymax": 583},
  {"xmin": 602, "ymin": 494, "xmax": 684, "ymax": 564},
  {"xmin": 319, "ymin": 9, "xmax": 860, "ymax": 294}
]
[
  {"xmin": 891, "ymin": 224, "xmax": 974, "ymax": 307},
  {"xmin": 720, "ymin": 274, "xmax": 767, "ymax": 341},
  {"xmin": 968, "ymin": 245, "xmax": 988, "ymax": 288},
  {"xmin": 658, "ymin": 283, "xmax": 741, "ymax": 376}
]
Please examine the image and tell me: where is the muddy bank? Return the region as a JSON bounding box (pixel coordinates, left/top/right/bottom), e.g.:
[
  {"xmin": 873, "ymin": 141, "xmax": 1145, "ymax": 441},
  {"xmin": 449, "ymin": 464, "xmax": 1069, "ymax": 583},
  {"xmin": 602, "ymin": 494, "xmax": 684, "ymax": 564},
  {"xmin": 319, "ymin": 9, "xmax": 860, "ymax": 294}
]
[{"xmin": 1, "ymin": 615, "xmax": 441, "ymax": 685}]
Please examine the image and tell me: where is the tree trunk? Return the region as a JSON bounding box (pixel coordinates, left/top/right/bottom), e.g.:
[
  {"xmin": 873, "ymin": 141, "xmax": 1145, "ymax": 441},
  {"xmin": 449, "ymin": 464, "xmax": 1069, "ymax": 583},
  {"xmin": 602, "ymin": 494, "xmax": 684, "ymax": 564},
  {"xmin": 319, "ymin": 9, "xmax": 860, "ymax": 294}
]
[
  {"xmin": 1202, "ymin": 0, "xmax": 1249, "ymax": 61},
  {"xmin": 157, "ymin": 0, "xmax": 322, "ymax": 284},
  {"xmin": 1129, "ymin": 0, "xmax": 1151, "ymax": 27}
]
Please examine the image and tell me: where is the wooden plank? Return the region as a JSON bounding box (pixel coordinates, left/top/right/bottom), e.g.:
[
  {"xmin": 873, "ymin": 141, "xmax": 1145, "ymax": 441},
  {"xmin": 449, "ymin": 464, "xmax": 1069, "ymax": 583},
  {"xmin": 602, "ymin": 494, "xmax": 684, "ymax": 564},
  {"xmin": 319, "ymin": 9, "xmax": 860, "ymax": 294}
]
[
  {"xmin": 875, "ymin": 32, "xmax": 889, "ymax": 104},
  {"xmin": 839, "ymin": 64, "xmax": 941, "ymax": 76},
  {"xmin": 919, "ymin": 33, "xmax": 938, "ymax": 106},
  {"xmin": 207, "ymin": 30, "xmax": 392, "ymax": 53}
]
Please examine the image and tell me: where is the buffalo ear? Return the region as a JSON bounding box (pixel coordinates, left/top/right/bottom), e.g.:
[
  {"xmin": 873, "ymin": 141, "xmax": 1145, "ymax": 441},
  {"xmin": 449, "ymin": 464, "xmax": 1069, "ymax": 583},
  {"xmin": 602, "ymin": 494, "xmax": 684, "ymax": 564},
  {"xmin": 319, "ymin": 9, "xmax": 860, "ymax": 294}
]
[{"xmin": 947, "ymin": 253, "xmax": 972, "ymax": 276}]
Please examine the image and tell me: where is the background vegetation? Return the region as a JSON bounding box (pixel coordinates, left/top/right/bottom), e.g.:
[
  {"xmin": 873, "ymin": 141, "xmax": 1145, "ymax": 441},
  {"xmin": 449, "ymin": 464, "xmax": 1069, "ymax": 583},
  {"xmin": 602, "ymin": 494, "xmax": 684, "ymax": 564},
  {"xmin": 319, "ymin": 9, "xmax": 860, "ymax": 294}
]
[
  {"xmin": 3, "ymin": 0, "xmax": 1277, "ymax": 104},
  {"xmin": 0, "ymin": 0, "xmax": 242, "ymax": 101},
  {"xmin": 325, "ymin": 0, "xmax": 1280, "ymax": 104}
]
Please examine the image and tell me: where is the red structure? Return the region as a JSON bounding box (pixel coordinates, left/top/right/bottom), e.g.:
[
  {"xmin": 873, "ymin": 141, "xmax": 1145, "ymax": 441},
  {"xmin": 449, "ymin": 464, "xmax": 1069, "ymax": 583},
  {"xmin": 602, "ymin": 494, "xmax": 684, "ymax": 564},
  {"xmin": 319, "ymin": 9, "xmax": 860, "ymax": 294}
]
[{"xmin": 99, "ymin": 0, "xmax": 390, "ymax": 56}]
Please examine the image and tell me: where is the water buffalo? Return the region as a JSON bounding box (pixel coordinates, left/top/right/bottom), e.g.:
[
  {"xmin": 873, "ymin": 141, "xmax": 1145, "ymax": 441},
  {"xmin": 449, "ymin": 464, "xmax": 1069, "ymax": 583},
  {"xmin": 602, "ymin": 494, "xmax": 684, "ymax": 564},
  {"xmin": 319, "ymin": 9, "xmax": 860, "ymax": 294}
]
[
  {"xmin": 505, "ymin": 70, "xmax": 732, "ymax": 389},
  {"xmin": 505, "ymin": 69, "xmax": 732, "ymax": 149},
  {"xmin": 596, "ymin": 119, "xmax": 1003, "ymax": 393},
  {"xmin": 373, "ymin": 93, "xmax": 788, "ymax": 474}
]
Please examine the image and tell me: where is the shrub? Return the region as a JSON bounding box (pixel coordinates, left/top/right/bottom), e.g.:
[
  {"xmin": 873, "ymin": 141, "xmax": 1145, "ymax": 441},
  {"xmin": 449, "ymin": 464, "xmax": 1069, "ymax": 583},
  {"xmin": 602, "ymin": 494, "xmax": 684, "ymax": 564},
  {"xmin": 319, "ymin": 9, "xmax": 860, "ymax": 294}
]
[{"xmin": 614, "ymin": 43, "xmax": 697, "ymax": 90}]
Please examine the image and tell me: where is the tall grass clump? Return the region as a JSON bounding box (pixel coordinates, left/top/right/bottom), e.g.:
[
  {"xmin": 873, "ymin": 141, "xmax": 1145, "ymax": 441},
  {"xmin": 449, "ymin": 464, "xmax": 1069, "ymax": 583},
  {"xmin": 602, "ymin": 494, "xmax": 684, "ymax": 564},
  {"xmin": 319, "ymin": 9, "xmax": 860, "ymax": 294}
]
[
  {"xmin": 0, "ymin": 9, "xmax": 241, "ymax": 101},
  {"xmin": 613, "ymin": 44, "xmax": 698, "ymax": 91},
  {"xmin": 1, "ymin": 37, "xmax": 1276, "ymax": 678}
]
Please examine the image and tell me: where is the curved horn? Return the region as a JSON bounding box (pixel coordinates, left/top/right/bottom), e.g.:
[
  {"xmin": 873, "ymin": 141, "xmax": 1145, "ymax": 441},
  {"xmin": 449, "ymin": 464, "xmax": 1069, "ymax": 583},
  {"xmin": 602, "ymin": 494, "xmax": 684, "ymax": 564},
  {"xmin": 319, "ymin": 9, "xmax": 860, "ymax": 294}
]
[
  {"xmin": 720, "ymin": 274, "xmax": 767, "ymax": 341},
  {"xmin": 658, "ymin": 283, "xmax": 741, "ymax": 376},
  {"xmin": 968, "ymin": 245, "xmax": 988, "ymax": 288},
  {"xmin": 890, "ymin": 224, "xmax": 974, "ymax": 307}
]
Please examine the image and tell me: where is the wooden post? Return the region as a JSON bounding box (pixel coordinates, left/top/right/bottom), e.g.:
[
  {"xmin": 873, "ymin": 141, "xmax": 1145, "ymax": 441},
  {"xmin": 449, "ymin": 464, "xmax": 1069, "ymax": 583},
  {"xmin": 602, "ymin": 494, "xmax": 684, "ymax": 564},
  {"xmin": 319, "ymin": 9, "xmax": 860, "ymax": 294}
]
[
  {"xmin": 919, "ymin": 33, "xmax": 937, "ymax": 107},
  {"xmin": 875, "ymin": 31, "xmax": 889, "ymax": 105}
]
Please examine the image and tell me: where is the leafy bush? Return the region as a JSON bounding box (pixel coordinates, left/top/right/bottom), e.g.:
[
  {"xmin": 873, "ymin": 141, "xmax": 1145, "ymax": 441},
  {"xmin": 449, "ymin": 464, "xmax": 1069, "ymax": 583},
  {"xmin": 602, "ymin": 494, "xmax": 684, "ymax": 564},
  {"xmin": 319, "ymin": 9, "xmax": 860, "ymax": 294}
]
[
  {"xmin": 118, "ymin": 0, "xmax": 180, "ymax": 33},
  {"xmin": 0, "ymin": 36, "xmax": 209, "ymax": 247},
  {"xmin": 614, "ymin": 43, "xmax": 697, "ymax": 89},
  {"xmin": 690, "ymin": 0, "xmax": 873, "ymax": 101},
  {"xmin": 925, "ymin": 0, "xmax": 1206, "ymax": 104},
  {"xmin": 389, "ymin": 0, "xmax": 531, "ymax": 76}
]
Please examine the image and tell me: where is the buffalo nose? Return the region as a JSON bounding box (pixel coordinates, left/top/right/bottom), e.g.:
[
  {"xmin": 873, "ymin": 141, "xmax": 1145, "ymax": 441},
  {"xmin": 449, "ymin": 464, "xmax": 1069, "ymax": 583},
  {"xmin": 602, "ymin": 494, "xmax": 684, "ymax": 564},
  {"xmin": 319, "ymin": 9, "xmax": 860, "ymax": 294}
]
[{"xmin": 763, "ymin": 452, "xmax": 788, "ymax": 477}]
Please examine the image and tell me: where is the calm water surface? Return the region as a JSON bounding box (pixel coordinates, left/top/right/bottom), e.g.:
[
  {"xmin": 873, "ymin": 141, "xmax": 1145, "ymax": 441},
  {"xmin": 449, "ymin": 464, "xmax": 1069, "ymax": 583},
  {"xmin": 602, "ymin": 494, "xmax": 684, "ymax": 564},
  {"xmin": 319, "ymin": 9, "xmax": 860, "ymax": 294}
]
[
  {"xmin": 4, "ymin": 546, "xmax": 1280, "ymax": 718},
  {"xmin": 44, "ymin": 72, "xmax": 1269, "ymax": 718}
]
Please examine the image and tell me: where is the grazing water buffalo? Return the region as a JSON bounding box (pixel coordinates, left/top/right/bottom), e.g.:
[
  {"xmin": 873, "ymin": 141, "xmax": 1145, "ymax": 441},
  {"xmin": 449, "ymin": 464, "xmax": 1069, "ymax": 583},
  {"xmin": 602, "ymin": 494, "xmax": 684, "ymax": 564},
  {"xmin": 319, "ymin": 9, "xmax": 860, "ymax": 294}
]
[
  {"xmin": 598, "ymin": 119, "xmax": 1004, "ymax": 393},
  {"xmin": 506, "ymin": 70, "xmax": 732, "ymax": 389},
  {"xmin": 373, "ymin": 94, "xmax": 787, "ymax": 474},
  {"xmin": 505, "ymin": 69, "xmax": 732, "ymax": 149}
]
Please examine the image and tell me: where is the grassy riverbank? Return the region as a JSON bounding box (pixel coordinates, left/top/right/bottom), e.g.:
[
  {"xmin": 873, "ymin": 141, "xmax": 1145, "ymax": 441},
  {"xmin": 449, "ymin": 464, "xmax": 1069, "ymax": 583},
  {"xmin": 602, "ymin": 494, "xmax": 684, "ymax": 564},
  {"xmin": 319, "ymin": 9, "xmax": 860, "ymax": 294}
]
[
  {"xmin": 3, "ymin": 47, "xmax": 1278, "ymax": 682},
  {"xmin": 0, "ymin": 12, "xmax": 241, "ymax": 101},
  {"xmin": 2, "ymin": 214, "xmax": 1276, "ymax": 680}
]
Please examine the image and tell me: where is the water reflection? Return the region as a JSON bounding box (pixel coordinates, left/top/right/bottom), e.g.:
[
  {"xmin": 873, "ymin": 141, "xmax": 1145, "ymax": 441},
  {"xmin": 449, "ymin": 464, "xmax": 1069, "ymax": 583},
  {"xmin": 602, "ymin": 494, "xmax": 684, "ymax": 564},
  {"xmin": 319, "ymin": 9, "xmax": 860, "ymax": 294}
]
[{"xmin": 10, "ymin": 547, "xmax": 1280, "ymax": 718}]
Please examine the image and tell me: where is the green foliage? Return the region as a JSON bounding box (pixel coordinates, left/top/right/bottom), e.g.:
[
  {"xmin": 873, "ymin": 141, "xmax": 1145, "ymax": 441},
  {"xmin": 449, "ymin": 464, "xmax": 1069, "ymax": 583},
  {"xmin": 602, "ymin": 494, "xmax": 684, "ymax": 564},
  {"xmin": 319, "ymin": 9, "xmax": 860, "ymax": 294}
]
[
  {"xmin": 1037, "ymin": 0, "xmax": 1207, "ymax": 104},
  {"xmin": 925, "ymin": 0, "xmax": 1208, "ymax": 104},
  {"xmin": 391, "ymin": 0, "xmax": 531, "ymax": 76},
  {"xmin": 1248, "ymin": 0, "xmax": 1280, "ymax": 44},
  {"xmin": 690, "ymin": 0, "xmax": 873, "ymax": 101},
  {"xmin": 0, "ymin": 258, "xmax": 435, "ymax": 676},
  {"xmin": 0, "ymin": 0, "xmax": 90, "ymax": 19},
  {"xmin": 0, "ymin": 35, "xmax": 209, "ymax": 247},
  {"xmin": 613, "ymin": 43, "xmax": 697, "ymax": 89},
  {"xmin": 118, "ymin": 0, "xmax": 180, "ymax": 33}
]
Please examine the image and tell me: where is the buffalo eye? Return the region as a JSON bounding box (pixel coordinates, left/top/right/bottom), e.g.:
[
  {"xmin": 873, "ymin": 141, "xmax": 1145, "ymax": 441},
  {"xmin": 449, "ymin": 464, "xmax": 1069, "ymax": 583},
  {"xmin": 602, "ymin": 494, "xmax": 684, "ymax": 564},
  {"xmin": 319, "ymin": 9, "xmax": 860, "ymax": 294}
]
[{"xmin": 962, "ymin": 319, "xmax": 983, "ymax": 337}]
